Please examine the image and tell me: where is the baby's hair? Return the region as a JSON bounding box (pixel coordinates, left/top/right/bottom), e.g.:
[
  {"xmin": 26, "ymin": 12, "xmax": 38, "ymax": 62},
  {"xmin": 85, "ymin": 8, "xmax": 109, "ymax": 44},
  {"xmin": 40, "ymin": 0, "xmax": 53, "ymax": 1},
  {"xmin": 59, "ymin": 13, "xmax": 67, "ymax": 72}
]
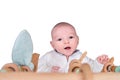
[
  {"xmin": 51, "ymin": 22, "xmax": 76, "ymax": 34},
  {"xmin": 54, "ymin": 22, "xmax": 74, "ymax": 28}
]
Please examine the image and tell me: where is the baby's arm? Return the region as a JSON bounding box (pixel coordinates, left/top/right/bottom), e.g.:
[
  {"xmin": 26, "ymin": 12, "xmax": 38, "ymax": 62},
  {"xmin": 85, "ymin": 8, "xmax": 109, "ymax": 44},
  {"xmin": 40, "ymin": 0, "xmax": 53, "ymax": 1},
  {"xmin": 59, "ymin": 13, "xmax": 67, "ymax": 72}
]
[
  {"xmin": 37, "ymin": 55, "xmax": 51, "ymax": 72},
  {"xmin": 96, "ymin": 54, "xmax": 109, "ymax": 64},
  {"xmin": 81, "ymin": 54, "xmax": 109, "ymax": 72},
  {"xmin": 37, "ymin": 54, "xmax": 61, "ymax": 73}
]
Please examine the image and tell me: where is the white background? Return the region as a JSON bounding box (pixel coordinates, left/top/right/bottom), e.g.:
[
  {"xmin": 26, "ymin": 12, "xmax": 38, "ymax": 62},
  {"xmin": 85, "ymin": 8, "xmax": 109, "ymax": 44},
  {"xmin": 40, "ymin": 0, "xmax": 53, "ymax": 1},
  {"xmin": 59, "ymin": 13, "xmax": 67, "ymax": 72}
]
[{"xmin": 0, "ymin": 0, "xmax": 120, "ymax": 69}]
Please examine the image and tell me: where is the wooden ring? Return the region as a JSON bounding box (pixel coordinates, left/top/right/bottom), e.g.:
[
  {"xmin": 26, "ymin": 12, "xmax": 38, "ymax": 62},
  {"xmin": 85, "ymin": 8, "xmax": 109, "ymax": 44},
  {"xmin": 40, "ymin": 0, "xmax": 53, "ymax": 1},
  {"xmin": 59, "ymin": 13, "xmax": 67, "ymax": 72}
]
[
  {"xmin": 21, "ymin": 66, "xmax": 32, "ymax": 72},
  {"xmin": 103, "ymin": 62, "xmax": 114, "ymax": 72},
  {"xmin": 68, "ymin": 59, "xmax": 81, "ymax": 72},
  {"xmin": 1, "ymin": 63, "xmax": 19, "ymax": 72}
]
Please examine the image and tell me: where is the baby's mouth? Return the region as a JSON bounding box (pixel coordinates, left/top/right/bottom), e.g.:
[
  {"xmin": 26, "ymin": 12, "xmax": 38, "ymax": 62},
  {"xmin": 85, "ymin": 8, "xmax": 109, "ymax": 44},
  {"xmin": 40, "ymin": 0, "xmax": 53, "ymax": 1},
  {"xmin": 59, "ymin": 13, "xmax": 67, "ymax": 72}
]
[{"xmin": 64, "ymin": 47, "xmax": 71, "ymax": 50}]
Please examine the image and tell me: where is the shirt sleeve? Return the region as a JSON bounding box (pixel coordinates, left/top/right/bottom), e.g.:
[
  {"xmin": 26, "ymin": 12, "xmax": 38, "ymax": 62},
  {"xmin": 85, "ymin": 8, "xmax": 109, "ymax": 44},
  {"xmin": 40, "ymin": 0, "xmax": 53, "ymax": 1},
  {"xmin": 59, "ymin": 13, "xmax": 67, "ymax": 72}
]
[
  {"xmin": 37, "ymin": 54, "xmax": 52, "ymax": 73},
  {"xmin": 82, "ymin": 56, "xmax": 104, "ymax": 73}
]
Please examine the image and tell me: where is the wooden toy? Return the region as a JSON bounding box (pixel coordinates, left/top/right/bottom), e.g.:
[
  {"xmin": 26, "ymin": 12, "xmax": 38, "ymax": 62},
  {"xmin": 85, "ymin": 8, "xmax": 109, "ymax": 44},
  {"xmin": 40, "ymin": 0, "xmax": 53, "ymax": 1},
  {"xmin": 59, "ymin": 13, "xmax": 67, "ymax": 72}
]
[
  {"xmin": 0, "ymin": 63, "xmax": 120, "ymax": 80},
  {"xmin": 102, "ymin": 57, "xmax": 120, "ymax": 72},
  {"xmin": 0, "ymin": 53, "xmax": 39, "ymax": 72},
  {"xmin": 0, "ymin": 30, "xmax": 40, "ymax": 72},
  {"xmin": 68, "ymin": 51, "xmax": 87, "ymax": 72}
]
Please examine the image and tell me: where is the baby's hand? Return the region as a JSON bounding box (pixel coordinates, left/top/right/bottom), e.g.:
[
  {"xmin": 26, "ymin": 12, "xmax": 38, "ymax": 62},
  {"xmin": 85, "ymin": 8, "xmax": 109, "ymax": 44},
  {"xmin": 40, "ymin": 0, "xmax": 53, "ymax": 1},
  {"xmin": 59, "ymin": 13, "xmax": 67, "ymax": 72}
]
[
  {"xmin": 51, "ymin": 66, "xmax": 60, "ymax": 72},
  {"xmin": 96, "ymin": 54, "xmax": 109, "ymax": 64}
]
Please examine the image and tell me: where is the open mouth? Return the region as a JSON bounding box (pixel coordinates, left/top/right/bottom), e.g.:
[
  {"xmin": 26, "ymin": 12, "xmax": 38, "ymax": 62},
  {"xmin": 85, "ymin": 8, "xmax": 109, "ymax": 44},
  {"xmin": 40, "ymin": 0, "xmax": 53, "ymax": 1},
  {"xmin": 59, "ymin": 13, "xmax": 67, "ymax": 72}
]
[{"xmin": 64, "ymin": 47, "xmax": 71, "ymax": 50}]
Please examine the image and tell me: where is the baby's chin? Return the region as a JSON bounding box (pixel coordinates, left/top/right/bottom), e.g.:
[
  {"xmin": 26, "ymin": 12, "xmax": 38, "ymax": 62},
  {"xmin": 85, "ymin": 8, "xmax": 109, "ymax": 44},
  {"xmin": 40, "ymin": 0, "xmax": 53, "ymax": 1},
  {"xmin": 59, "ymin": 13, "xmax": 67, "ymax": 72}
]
[
  {"xmin": 57, "ymin": 49, "xmax": 74, "ymax": 56},
  {"xmin": 62, "ymin": 52, "xmax": 73, "ymax": 57}
]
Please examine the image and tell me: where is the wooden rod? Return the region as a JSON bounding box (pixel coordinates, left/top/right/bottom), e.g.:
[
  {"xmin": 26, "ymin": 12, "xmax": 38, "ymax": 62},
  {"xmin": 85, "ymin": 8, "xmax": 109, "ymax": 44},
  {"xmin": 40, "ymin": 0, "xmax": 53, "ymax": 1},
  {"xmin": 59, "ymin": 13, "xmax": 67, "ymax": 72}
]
[
  {"xmin": 0, "ymin": 72, "xmax": 120, "ymax": 80},
  {"xmin": 0, "ymin": 72, "xmax": 83, "ymax": 80},
  {"xmin": 93, "ymin": 72, "xmax": 120, "ymax": 80}
]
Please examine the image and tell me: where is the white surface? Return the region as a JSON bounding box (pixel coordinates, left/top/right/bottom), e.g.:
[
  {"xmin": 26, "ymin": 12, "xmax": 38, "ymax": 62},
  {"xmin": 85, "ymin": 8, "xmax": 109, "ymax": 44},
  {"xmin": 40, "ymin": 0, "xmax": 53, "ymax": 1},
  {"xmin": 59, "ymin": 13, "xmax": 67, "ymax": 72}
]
[{"xmin": 0, "ymin": 0, "xmax": 120, "ymax": 68}]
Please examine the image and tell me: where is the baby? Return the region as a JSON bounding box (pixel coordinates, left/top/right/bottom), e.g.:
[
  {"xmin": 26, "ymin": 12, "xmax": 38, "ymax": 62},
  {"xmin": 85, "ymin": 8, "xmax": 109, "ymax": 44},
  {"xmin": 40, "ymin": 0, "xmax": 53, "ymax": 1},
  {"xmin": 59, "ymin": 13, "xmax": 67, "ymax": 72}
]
[{"xmin": 37, "ymin": 22, "xmax": 109, "ymax": 73}]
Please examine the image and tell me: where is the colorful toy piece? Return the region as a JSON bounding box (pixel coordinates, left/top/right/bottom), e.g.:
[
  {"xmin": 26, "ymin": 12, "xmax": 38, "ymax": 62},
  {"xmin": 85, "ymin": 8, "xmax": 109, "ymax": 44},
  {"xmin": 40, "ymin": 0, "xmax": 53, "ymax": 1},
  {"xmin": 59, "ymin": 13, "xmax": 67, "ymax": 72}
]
[
  {"xmin": 0, "ymin": 30, "xmax": 39, "ymax": 72},
  {"xmin": 12, "ymin": 29, "xmax": 34, "ymax": 70},
  {"xmin": 102, "ymin": 57, "xmax": 120, "ymax": 72}
]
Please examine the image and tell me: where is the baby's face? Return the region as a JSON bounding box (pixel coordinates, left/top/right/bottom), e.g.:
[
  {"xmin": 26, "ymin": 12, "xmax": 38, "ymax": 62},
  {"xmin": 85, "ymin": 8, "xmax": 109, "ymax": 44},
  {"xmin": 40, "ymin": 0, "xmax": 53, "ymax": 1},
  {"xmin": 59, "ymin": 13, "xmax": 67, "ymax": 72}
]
[{"xmin": 51, "ymin": 25, "xmax": 79, "ymax": 57}]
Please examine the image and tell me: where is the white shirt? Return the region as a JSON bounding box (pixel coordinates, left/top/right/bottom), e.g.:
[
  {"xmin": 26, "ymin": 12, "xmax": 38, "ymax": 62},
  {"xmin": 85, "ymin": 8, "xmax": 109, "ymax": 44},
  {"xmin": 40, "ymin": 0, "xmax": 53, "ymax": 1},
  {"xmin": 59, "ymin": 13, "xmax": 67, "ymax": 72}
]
[{"xmin": 37, "ymin": 50, "xmax": 103, "ymax": 73}]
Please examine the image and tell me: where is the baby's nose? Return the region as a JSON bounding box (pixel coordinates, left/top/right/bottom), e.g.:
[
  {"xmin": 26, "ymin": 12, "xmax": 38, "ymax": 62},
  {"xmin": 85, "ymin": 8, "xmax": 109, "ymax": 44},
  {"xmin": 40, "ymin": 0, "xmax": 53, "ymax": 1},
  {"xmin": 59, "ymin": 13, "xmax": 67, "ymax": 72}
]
[{"xmin": 64, "ymin": 39, "xmax": 69, "ymax": 44}]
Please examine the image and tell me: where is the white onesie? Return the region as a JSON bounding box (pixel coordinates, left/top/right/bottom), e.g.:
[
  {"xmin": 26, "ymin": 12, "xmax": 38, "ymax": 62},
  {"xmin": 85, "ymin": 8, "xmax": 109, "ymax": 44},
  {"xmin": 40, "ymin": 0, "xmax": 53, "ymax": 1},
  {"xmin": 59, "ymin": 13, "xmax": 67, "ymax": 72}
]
[{"xmin": 37, "ymin": 50, "xmax": 103, "ymax": 73}]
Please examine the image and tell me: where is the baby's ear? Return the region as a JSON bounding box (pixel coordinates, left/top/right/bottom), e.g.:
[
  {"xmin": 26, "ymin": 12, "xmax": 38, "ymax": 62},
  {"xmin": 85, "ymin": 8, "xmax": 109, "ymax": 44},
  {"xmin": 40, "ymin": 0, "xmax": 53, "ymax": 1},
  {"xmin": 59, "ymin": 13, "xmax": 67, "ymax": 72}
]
[
  {"xmin": 77, "ymin": 36, "xmax": 79, "ymax": 44},
  {"xmin": 50, "ymin": 41, "xmax": 54, "ymax": 48}
]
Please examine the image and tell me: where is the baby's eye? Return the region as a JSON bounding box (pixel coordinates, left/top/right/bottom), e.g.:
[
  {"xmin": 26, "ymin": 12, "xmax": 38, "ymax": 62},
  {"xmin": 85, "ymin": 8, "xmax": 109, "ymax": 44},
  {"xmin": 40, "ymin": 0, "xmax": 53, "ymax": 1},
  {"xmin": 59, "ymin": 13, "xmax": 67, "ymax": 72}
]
[
  {"xmin": 57, "ymin": 38, "xmax": 62, "ymax": 41},
  {"xmin": 69, "ymin": 36, "xmax": 74, "ymax": 39}
]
